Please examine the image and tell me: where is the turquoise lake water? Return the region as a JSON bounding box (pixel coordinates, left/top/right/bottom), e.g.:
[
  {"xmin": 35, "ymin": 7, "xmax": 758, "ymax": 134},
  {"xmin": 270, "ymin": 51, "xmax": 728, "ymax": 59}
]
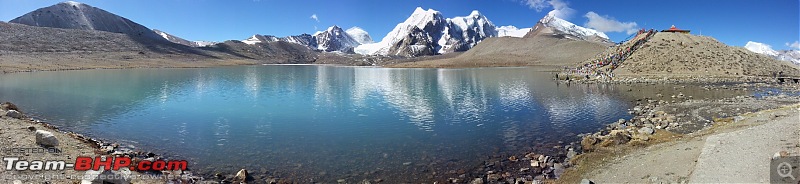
[{"xmin": 0, "ymin": 65, "xmax": 741, "ymax": 182}]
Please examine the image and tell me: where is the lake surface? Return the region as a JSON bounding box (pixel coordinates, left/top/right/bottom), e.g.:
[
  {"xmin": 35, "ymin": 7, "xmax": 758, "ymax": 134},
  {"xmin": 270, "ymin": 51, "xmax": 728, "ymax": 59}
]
[{"xmin": 0, "ymin": 65, "xmax": 745, "ymax": 182}]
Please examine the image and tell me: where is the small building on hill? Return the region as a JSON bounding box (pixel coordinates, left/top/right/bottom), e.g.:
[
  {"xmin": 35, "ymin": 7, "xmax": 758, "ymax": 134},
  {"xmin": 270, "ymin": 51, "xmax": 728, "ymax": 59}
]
[{"xmin": 661, "ymin": 25, "xmax": 690, "ymax": 34}]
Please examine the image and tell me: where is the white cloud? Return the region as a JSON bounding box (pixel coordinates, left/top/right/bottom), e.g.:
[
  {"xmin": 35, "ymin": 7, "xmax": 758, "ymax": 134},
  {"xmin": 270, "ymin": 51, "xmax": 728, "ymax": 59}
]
[
  {"xmin": 310, "ymin": 14, "xmax": 319, "ymax": 22},
  {"xmin": 786, "ymin": 41, "xmax": 800, "ymax": 49},
  {"xmin": 547, "ymin": 0, "xmax": 575, "ymax": 20},
  {"xmin": 524, "ymin": 0, "xmax": 575, "ymax": 19},
  {"xmin": 584, "ymin": 11, "xmax": 638, "ymax": 35},
  {"xmin": 525, "ymin": 0, "xmax": 549, "ymax": 11}
]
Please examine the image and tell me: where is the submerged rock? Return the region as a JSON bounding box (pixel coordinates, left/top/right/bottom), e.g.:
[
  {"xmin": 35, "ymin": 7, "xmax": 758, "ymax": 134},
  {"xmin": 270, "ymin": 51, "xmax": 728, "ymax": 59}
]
[{"xmin": 35, "ymin": 130, "xmax": 58, "ymax": 147}]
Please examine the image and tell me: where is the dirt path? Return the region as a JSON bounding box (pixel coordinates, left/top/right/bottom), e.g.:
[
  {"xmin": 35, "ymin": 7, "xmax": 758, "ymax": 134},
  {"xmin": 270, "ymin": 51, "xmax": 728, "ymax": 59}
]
[
  {"xmin": 583, "ymin": 104, "xmax": 800, "ymax": 183},
  {"xmin": 690, "ymin": 106, "xmax": 799, "ymax": 182}
]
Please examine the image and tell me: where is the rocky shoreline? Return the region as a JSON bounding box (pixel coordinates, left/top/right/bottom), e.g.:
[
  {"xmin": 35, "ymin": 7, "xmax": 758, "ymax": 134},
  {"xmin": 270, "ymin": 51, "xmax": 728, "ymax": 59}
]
[
  {"xmin": 0, "ymin": 102, "xmax": 215, "ymax": 184},
  {"xmin": 450, "ymin": 81, "xmax": 799, "ymax": 184}
]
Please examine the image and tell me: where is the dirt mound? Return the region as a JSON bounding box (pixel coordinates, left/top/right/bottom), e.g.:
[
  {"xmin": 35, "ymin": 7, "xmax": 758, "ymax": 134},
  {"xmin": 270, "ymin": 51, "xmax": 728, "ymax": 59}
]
[
  {"xmin": 613, "ymin": 32, "xmax": 800, "ymax": 78},
  {"xmin": 389, "ymin": 35, "xmax": 609, "ymax": 68}
]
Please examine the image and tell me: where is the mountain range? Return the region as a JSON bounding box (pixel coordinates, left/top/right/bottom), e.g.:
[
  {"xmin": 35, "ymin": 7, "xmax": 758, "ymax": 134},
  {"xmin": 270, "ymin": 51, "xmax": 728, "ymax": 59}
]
[
  {"xmin": 356, "ymin": 8, "xmax": 611, "ymax": 57},
  {"xmin": 7, "ymin": 1, "xmax": 613, "ymax": 59},
  {"xmin": 744, "ymin": 41, "xmax": 800, "ymax": 64}
]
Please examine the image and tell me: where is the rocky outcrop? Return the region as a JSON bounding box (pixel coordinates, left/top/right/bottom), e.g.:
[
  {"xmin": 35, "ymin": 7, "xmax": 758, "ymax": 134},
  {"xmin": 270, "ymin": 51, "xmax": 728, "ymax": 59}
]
[{"xmin": 387, "ymin": 27, "xmax": 437, "ymax": 57}]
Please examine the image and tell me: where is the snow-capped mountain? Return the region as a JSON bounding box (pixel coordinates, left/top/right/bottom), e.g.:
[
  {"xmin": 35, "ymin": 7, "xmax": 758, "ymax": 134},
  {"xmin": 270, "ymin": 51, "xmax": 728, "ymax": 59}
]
[
  {"xmin": 314, "ymin": 25, "xmax": 360, "ymax": 52},
  {"xmin": 243, "ymin": 33, "xmax": 317, "ymax": 48},
  {"xmin": 777, "ymin": 50, "xmax": 800, "ymax": 64},
  {"xmin": 525, "ymin": 10, "xmax": 610, "ymax": 43},
  {"xmin": 153, "ymin": 29, "xmax": 216, "ymax": 47},
  {"xmin": 745, "ymin": 41, "xmax": 800, "ymax": 64},
  {"xmin": 443, "ymin": 10, "xmax": 498, "ymax": 52},
  {"xmin": 346, "ymin": 27, "xmax": 374, "ymax": 44},
  {"xmin": 241, "ymin": 25, "xmax": 367, "ymax": 53},
  {"xmin": 496, "ymin": 25, "xmax": 531, "ymax": 38},
  {"xmin": 193, "ymin": 41, "xmax": 217, "ymax": 47},
  {"xmin": 744, "ymin": 41, "xmax": 779, "ymax": 57},
  {"xmin": 10, "ymin": 1, "xmax": 163, "ymax": 40},
  {"xmin": 355, "ymin": 7, "xmax": 498, "ymax": 56}
]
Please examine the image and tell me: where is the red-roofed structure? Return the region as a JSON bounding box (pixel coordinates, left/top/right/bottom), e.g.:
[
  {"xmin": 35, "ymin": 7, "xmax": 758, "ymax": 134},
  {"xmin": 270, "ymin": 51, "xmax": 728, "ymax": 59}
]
[{"xmin": 661, "ymin": 25, "xmax": 690, "ymax": 34}]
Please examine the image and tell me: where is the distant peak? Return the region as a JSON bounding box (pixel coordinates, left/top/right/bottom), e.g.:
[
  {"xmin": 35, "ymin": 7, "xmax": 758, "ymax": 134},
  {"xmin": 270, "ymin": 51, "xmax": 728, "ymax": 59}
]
[
  {"xmin": 414, "ymin": 7, "xmax": 425, "ymax": 13},
  {"xmin": 469, "ymin": 10, "xmax": 481, "ymax": 17},
  {"xmin": 61, "ymin": 1, "xmax": 84, "ymax": 6},
  {"xmin": 412, "ymin": 7, "xmax": 439, "ymax": 15},
  {"xmin": 541, "ymin": 10, "xmax": 558, "ymax": 22}
]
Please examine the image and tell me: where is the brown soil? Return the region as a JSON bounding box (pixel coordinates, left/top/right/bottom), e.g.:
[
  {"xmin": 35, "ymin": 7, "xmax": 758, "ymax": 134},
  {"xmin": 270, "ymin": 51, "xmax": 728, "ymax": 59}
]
[{"xmin": 388, "ymin": 35, "xmax": 608, "ymax": 68}]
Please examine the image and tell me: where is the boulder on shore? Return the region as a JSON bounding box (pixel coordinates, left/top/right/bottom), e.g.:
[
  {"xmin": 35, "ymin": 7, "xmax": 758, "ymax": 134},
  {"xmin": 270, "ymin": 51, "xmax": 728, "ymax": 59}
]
[
  {"xmin": 235, "ymin": 169, "xmax": 252, "ymax": 182},
  {"xmin": 35, "ymin": 130, "xmax": 59, "ymax": 147},
  {"xmin": 581, "ymin": 136, "xmax": 599, "ymax": 152},
  {"xmin": 6, "ymin": 110, "xmax": 23, "ymax": 119},
  {"xmin": 600, "ymin": 130, "xmax": 631, "ymax": 147}
]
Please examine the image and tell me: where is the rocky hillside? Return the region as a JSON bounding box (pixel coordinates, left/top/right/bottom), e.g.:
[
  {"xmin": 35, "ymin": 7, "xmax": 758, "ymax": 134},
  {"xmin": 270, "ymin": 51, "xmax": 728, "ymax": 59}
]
[
  {"xmin": 0, "ymin": 22, "xmax": 208, "ymax": 55},
  {"xmin": 10, "ymin": 1, "xmax": 163, "ymax": 40},
  {"xmin": 206, "ymin": 40, "xmax": 317, "ymax": 63},
  {"xmin": 613, "ymin": 32, "xmax": 800, "ymax": 77},
  {"xmin": 153, "ymin": 29, "xmax": 215, "ymax": 47}
]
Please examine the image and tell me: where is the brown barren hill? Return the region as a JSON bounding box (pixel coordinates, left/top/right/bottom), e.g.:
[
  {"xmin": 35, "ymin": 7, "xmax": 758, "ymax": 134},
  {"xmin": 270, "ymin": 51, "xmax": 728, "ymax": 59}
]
[
  {"xmin": 611, "ymin": 32, "xmax": 800, "ymax": 78},
  {"xmin": 389, "ymin": 34, "xmax": 609, "ymax": 68}
]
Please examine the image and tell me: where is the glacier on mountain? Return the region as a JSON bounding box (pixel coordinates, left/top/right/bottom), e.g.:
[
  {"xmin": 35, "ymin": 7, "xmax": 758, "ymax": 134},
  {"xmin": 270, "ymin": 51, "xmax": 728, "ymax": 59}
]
[
  {"xmin": 496, "ymin": 25, "xmax": 530, "ymax": 38},
  {"xmin": 346, "ymin": 27, "xmax": 374, "ymax": 44}
]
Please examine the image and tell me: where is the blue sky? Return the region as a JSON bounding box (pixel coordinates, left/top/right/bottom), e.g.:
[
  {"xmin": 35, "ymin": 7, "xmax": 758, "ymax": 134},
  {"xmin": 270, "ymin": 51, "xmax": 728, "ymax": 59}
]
[{"xmin": 1, "ymin": 0, "xmax": 798, "ymax": 50}]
